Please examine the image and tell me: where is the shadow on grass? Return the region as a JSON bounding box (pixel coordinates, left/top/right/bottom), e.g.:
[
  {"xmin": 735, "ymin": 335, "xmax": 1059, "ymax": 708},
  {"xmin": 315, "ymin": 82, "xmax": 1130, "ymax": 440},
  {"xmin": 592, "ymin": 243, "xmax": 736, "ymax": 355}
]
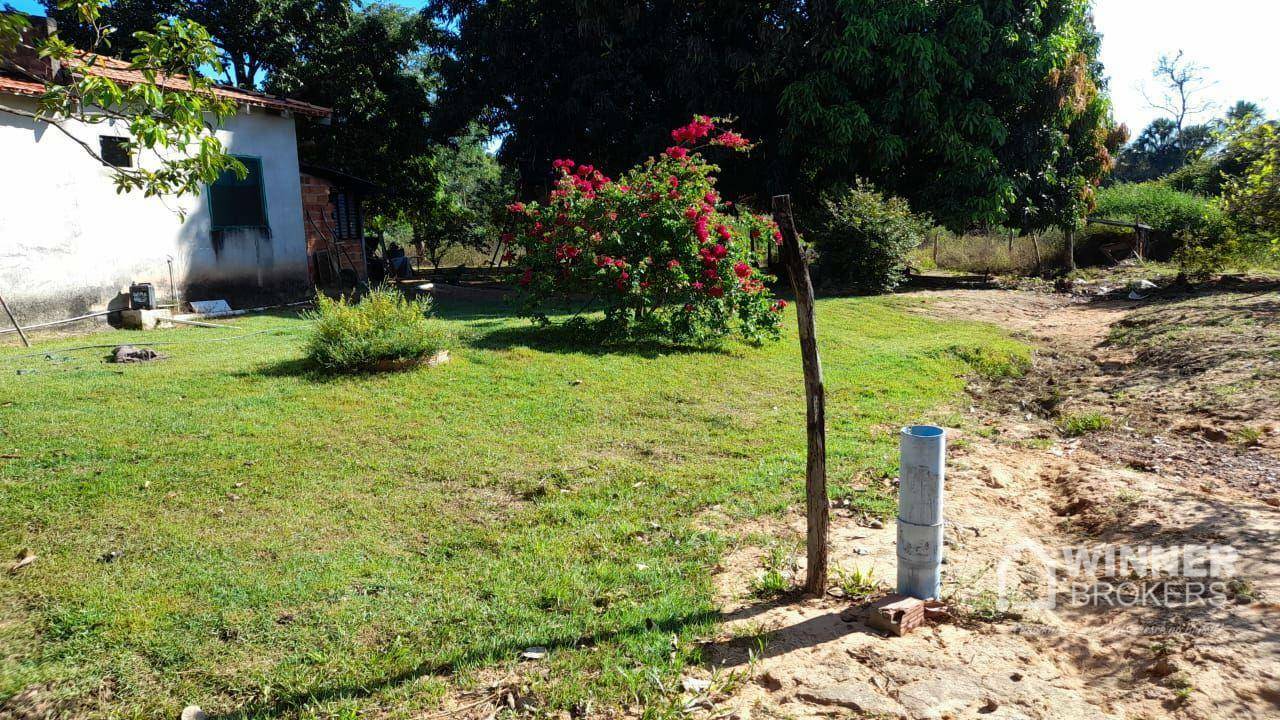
[
  {"xmin": 237, "ymin": 357, "xmax": 442, "ymax": 383},
  {"xmin": 207, "ymin": 592, "xmax": 886, "ymax": 719},
  {"xmin": 468, "ymin": 320, "xmax": 734, "ymax": 358},
  {"xmin": 206, "ymin": 608, "xmax": 721, "ymax": 720}
]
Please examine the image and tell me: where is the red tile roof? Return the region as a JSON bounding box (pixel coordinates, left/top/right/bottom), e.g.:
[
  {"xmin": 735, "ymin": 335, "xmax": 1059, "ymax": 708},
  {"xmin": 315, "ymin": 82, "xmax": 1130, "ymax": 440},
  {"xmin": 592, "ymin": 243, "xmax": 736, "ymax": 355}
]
[
  {"xmin": 1, "ymin": 54, "xmax": 330, "ymax": 118},
  {"xmin": 0, "ymin": 73, "xmax": 44, "ymax": 98}
]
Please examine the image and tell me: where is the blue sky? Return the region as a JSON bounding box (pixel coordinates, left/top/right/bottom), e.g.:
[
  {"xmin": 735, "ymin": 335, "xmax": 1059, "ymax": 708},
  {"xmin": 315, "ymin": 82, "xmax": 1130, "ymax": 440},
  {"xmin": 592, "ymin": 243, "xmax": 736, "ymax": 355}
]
[{"xmin": 8, "ymin": 0, "xmax": 1275, "ymax": 132}]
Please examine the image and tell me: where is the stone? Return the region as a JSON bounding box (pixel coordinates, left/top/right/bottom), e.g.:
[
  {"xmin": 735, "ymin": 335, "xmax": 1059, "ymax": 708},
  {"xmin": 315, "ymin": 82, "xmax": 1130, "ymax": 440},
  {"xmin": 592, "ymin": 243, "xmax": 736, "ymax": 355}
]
[
  {"xmin": 681, "ymin": 677, "xmax": 711, "ymax": 693},
  {"xmin": 120, "ymin": 309, "xmax": 173, "ymax": 330},
  {"xmin": 797, "ymin": 680, "xmax": 906, "ymax": 717},
  {"xmin": 896, "ymin": 673, "xmax": 985, "ymax": 719},
  {"xmin": 180, "ymin": 706, "xmax": 206, "ymax": 720},
  {"xmin": 111, "ymin": 345, "xmax": 162, "ymax": 363}
]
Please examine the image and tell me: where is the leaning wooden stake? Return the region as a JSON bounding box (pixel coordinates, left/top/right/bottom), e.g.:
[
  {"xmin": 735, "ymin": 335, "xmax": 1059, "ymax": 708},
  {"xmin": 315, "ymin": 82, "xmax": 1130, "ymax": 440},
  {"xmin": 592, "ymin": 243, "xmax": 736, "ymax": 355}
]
[
  {"xmin": 772, "ymin": 194, "xmax": 828, "ymax": 595},
  {"xmin": 0, "ymin": 293, "xmax": 30, "ymax": 348}
]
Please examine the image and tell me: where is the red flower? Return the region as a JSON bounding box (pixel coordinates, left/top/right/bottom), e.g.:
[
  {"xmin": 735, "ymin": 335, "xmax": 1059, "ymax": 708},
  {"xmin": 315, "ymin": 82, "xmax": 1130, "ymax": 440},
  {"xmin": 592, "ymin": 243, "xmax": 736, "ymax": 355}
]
[
  {"xmin": 519, "ymin": 268, "xmax": 533, "ymax": 287},
  {"xmin": 501, "ymin": 251, "xmax": 516, "ymax": 262},
  {"xmin": 773, "ymin": 229, "xmax": 784, "ymax": 245},
  {"xmin": 710, "ymin": 130, "xmax": 751, "ymax": 150},
  {"xmin": 691, "ymin": 281, "xmax": 704, "ymax": 291},
  {"xmin": 708, "ymin": 286, "xmax": 725, "ymax": 298},
  {"xmin": 667, "ymin": 259, "xmax": 681, "ymax": 269},
  {"xmin": 772, "ymin": 300, "xmax": 788, "ymax": 312},
  {"xmin": 666, "ymin": 146, "xmax": 689, "ymax": 160},
  {"xmin": 670, "ymin": 115, "xmax": 715, "ymax": 144},
  {"xmin": 704, "ymin": 191, "xmax": 718, "ymax": 205},
  {"xmin": 734, "ymin": 261, "xmax": 752, "ymax": 279},
  {"xmin": 715, "ymin": 224, "xmax": 731, "ymax": 241},
  {"xmin": 507, "ymin": 202, "xmax": 527, "ymax": 214},
  {"xmin": 713, "ymin": 243, "xmax": 728, "ymax": 259}
]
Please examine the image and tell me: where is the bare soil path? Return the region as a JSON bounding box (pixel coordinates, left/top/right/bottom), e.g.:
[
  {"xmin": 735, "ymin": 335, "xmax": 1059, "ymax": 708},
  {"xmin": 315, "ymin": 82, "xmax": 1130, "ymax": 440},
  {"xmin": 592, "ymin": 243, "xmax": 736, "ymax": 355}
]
[{"xmin": 704, "ymin": 287, "xmax": 1280, "ymax": 720}]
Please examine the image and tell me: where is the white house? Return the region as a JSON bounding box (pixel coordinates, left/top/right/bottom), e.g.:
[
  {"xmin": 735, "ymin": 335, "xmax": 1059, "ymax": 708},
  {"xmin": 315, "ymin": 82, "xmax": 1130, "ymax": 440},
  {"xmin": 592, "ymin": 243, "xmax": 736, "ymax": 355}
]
[{"xmin": 0, "ymin": 26, "xmax": 332, "ymax": 326}]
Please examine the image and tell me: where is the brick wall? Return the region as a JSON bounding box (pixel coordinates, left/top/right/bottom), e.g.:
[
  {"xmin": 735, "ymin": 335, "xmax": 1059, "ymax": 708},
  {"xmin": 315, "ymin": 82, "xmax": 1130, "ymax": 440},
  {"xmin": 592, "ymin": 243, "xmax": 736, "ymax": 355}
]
[{"xmin": 300, "ymin": 173, "xmax": 367, "ymax": 283}]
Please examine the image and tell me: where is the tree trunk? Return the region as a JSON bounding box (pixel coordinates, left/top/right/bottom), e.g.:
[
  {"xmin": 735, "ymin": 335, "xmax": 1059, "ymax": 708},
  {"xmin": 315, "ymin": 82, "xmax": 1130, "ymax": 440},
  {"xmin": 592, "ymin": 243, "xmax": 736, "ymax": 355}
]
[
  {"xmin": 772, "ymin": 194, "xmax": 828, "ymax": 597},
  {"xmin": 1031, "ymin": 233, "xmax": 1043, "ymax": 276},
  {"xmin": 1065, "ymin": 229, "xmax": 1077, "ymax": 272}
]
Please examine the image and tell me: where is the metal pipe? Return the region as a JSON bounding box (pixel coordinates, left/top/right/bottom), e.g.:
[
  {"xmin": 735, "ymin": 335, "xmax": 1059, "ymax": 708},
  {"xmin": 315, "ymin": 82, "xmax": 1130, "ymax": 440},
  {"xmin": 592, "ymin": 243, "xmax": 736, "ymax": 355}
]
[
  {"xmin": 897, "ymin": 425, "xmax": 946, "ymax": 599},
  {"xmin": 0, "ymin": 309, "xmax": 113, "ymax": 335}
]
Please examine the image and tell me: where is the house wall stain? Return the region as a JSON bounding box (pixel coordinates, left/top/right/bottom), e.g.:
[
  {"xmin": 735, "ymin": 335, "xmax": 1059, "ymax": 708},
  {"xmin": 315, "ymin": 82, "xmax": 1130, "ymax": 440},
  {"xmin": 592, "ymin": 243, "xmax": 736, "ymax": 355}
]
[{"xmin": 0, "ymin": 97, "xmax": 311, "ymax": 325}]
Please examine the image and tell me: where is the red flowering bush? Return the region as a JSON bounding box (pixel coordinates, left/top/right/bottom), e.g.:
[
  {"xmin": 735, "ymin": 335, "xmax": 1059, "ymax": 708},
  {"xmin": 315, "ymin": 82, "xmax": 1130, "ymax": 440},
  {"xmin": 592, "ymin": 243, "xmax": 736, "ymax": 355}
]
[{"xmin": 507, "ymin": 116, "xmax": 786, "ymax": 344}]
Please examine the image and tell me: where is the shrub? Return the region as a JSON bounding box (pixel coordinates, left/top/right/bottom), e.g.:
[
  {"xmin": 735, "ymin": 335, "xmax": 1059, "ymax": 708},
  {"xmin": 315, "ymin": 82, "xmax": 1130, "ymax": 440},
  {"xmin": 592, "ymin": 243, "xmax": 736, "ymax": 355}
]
[
  {"xmin": 1093, "ymin": 182, "xmax": 1236, "ymax": 273},
  {"xmin": 1222, "ymin": 123, "xmax": 1280, "ymax": 244},
  {"xmin": 1093, "ymin": 183, "xmax": 1214, "ymax": 239},
  {"xmin": 304, "ymin": 287, "xmax": 448, "ymax": 372},
  {"xmin": 506, "ymin": 116, "xmax": 784, "ymax": 345},
  {"xmin": 806, "ymin": 181, "xmax": 931, "ymax": 294}
]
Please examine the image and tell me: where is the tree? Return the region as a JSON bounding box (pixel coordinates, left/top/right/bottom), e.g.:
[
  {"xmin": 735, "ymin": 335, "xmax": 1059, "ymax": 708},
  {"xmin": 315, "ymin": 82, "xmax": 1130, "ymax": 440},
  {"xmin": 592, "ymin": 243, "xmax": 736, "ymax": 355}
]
[
  {"xmin": 431, "ymin": 0, "xmax": 1118, "ymax": 233},
  {"xmin": 1143, "ymin": 51, "xmax": 1214, "ymax": 140},
  {"xmin": 266, "ymin": 4, "xmax": 444, "ymax": 207},
  {"xmin": 46, "ymin": 0, "xmax": 352, "ymax": 88},
  {"xmin": 998, "ymin": 9, "xmax": 1124, "ymax": 239},
  {"xmin": 1221, "ymin": 122, "xmax": 1280, "ymax": 242},
  {"xmin": 396, "ymin": 124, "xmax": 515, "ymax": 269},
  {"xmin": 2, "ymin": 1, "xmax": 241, "ymax": 201}
]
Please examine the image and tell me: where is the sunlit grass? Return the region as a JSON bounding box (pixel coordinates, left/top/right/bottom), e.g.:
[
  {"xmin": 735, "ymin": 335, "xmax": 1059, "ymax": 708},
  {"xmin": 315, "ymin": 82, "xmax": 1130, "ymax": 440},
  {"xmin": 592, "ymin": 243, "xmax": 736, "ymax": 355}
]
[{"xmin": 0, "ymin": 295, "xmax": 1022, "ymax": 717}]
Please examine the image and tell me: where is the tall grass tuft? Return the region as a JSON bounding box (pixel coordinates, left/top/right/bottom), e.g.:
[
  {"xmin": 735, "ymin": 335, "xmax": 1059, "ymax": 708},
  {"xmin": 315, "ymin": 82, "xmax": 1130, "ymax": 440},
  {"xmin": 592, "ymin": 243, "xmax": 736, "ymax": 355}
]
[{"xmin": 305, "ymin": 286, "xmax": 449, "ymax": 372}]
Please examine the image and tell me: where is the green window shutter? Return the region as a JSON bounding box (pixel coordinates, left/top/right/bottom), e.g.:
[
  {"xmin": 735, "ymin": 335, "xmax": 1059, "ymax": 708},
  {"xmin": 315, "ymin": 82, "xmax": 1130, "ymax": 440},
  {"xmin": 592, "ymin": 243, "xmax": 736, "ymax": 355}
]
[{"xmin": 209, "ymin": 157, "xmax": 268, "ymax": 229}]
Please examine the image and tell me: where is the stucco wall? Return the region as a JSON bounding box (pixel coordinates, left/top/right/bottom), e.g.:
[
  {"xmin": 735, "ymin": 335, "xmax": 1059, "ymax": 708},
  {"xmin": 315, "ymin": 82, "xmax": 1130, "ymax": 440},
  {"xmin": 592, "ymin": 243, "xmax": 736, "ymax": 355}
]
[{"xmin": 0, "ymin": 97, "xmax": 311, "ymax": 324}]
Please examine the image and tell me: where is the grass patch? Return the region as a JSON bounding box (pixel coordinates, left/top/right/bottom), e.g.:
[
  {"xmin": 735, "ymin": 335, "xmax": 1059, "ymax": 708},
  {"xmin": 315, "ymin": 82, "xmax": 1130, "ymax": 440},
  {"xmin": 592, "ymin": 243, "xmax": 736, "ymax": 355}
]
[
  {"xmin": 944, "ymin": 343, "xmax": 1031, "ymax": 380},
  {"xmin": 0, "ymin": 295, "xmax": 1020, "ymax": 717},
  {"xmin": 1058, "ymin": 411, "xmax": 1115, "ymax": 437}
]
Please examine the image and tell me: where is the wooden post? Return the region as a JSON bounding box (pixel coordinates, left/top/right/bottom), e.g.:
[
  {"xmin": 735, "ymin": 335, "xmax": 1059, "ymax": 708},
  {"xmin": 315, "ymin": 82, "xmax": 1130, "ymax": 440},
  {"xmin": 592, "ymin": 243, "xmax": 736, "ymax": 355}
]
[
  {"xmin": 0, "ymin": 293, "xmax": 30, "ymax": 348},
  {"xmin": 1031, "ymin": 234, "xmax": 1043, "ymax": 276},
  {"xmin": 932, "ymin": 231, "xmax": 940, "ymax": 265},
  {"xmin": 1065, "ymin": 228, "xmax": 1077, "ymax": 271},
  {"xmin": 772, "ymin": 194, "xmax": 828, "ymax": 596}
]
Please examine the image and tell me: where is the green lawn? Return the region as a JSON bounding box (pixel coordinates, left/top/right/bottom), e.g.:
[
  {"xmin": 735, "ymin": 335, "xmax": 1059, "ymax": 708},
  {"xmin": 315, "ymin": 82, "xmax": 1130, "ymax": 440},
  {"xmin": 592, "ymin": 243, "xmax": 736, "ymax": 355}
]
[{"xmin": 0, "ymin": 296, "xmax": 1023, "ymax": 718}]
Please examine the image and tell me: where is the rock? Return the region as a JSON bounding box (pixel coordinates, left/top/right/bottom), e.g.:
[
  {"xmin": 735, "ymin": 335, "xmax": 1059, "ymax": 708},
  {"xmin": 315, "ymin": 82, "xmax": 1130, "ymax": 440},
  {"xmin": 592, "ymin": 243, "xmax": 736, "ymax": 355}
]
[
  {"xmin": 111, "ymin": 345, "xmax": 162, "ymax": 363},
  {"xmin": 8, "ymin": 549, "xmax": 36, "ymax": 574},
  {"xmin": 181, "ymin": 706, "xmax": 206, "ymax": 720},
  {"xmin": 520, "ymin": 646, "xmax": 547, "ymax": 660},
  {"xmin": 896, "ymin": 673, "xmax": 984, "ymax": 719},
  {"xmin": 1150, "ymin": 657, "xmax": 1184, "ymax": 678},
  {"xmin": 984, "ymin": 467, "xmax": 1013, "ymax": 489},
  {"xmin": 681, "ymin": 677, "xmax": 711, "ymax": 693},
  {"xmin": 796, "ymin": 680, "xmax": 906, "ymax": 718},
  {"xmin": 868, "ymin": 519, "xmax": 885, "ymax": 529}
]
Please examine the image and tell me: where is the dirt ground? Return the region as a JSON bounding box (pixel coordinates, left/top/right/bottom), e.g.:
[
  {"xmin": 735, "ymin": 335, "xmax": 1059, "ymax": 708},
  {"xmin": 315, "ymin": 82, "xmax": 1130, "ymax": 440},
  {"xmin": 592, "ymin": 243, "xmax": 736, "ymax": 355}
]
[{"xmin": 698, "ymin": 284, "xmax": 1280, "ymax": 720}]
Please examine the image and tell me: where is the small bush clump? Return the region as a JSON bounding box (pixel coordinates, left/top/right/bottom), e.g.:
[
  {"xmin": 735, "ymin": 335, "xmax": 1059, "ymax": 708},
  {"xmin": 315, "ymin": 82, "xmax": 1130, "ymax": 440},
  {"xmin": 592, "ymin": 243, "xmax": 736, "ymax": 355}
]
[
  {"xmin": 305, "ymin": 287, "xmax": 448, "ymax": 372},
  {"xmin": 1057, "ymin": 411, "xmax": 1114, "ymax": 437},
  {"xmin": 806, "ymin": 180, "xmax": 931, "ymax": 294}
]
